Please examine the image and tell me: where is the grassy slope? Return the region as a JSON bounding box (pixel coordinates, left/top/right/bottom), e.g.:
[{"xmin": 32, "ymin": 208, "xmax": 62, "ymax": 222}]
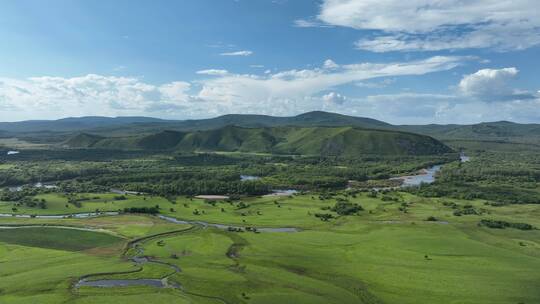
[
  {"xmin": 0, "ymin": 214, "xmax": 194, "ymax": 304},
  {"xmin": 0, "ymin": 242, "xmax": 192, "ymax": 304},
  {"xmin": 63, "ymin": 126, "xmax": 452, "ymax": 156},
  {"xmin": 62, "ymin": 133, "xmax": 104, "ymax": 148},
  {"xmin": 275, "ymin": 127, "xmax": 451, "ymax": 156}
]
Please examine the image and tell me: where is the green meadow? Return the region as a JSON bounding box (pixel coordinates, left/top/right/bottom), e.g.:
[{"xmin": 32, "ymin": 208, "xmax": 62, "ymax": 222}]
[
  {"xmin": 1, "ymin": 192, "xmax": 539, "ymax": 303},
  {"xmin": 0, "ymin": 226, "xmax": 121, "ymax": 251}
]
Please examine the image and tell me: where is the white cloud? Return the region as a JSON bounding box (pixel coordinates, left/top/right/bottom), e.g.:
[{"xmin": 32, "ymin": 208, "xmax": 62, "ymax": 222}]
[
  {"xmin": 458, "ymin": 67, "xmax": 537, "ymax": 102},
  {"xmin": 356, "ymin": 78, "xmax": 395, "ymax": 89},
  {"xmin": 293, "ymin": 19, "xmax": 333, "ymax": 28},
  {"xmin": 194, "ymin": 56, "xmax": 467, "ymax": 110},
  {"xmin": 352, "ymin": 93, "xmax": 458, "ymax": 123},
  {"xmin": 294, "ymin": 19, "xmax": 318, "ymax": 28},
  {"xmin": 13, "ymin": 57, "xmax": 539, "ymax": 124},
  {"xmin": 320, "ymin": 92, "xmax": 540, "ymax": 124},
  {"xmin": 0, "ymin": 75, "xmax": 194, "ymax": 120},
  {"xmin": 0, "ymin": 56, "xmax": 466, "ymax": 121},
  {"xmin": 317, "ymin": 0, "xmax": 540, "ymax": 52},
  {"xmin": 196, "ymin": 69, "xmax": 230, "ymax": 76},
  {"xmin": 159, "ymin": 81, "xmax": 192, "ymax": 102},
  {"xmin": 219, "ymin": 50, "xmax": 253, "ymax": 56},
  {"xmin": 322, "ymin": 92, "xmax": 347, "ymax": 105},
  {"xmin": 323, "ymin": 59, "xmax": 339, "ymax": 70}
]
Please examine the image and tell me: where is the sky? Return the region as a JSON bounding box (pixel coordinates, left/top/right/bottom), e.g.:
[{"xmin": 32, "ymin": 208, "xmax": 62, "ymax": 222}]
[{"xmin": 0, "ymin": 0, "xmax": 539, "ymax": 124}]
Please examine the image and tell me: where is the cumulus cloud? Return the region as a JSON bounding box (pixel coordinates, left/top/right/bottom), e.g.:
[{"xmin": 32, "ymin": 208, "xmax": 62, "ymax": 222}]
[
  {"xmin": 194, "ymin": 56, "xmax": 467, "ymax": 113},
  {"xmin": 325, "ymin": 92, "xmax": 540, "ymax": 124},
  {"xmin": 458, "ymin": 68, "xmax": 537, "ymax": 102},
  {"xmin": 219, "ymin": 50, "xmax": 253, "ymax": 56},
  {"xmin": 159, "ymin": 81, "xmax": 192, "ymax": 102},
  {"xmin": 0, "ymin": 75, "xmax": 194, "ymax": 120},
  {"xmin": 11, "ymin": 57, "xmax": 540, "ymax": 124},
  {"xmin": 0, "ymin": 56, "xmax": 469, "ymax": 121},
  {"xmin": 316, "ymin": 0, "xmax": 540, "ymax": 52},
  {"xmin": 322, "ymin": 92, "xmax": 347, "ymax": 105},
  {"xmin": 355, "ymin": 93, "xmax": 458, "ymax": 123},
  {"xmin": 323, "ymin": 59, "xmax": 339, "ymax": 70}
]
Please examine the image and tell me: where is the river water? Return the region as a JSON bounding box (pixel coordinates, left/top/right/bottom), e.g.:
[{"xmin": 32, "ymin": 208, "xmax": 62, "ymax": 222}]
[
  {"xmin": 240, "ymin": 175, "xmax": 260, "ymax": 181},
  {"xmin": 396, "ymin": 165, "xmax": 443, "ymax": 187},
  {"xmin": 76, "ymin": 279, "xmax": 165, "ymax": 288},
  {"xmin": 157, "ymin": 215, "xmax": 298, "ymax": 233},
  {"xmin": 393, "ymin": 154, "xmax": 470, "ymax": 188},
  {"xmin": 0, "ymin": 212, "xmax": 119, "ymax": 219}
]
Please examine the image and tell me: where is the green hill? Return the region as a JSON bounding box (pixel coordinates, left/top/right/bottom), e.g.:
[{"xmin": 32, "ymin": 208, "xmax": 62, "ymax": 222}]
[
  {"xmin": 136, "ymin": 130, "xmax": 186, "ymax": 150},
  {"xmin": 63, "ymin": 126, "xmax": 452, "ymax": 156},
  {"xmin": 185, "ymin": 111, "xmax": 392, "ymax": 130},
  {"xmin": 272, "ymin": 127, "xmax": 451, "ymax": 156},
  {"xmin": 61, "ymin": 133, "xmax": 104, "ymax": 148}
]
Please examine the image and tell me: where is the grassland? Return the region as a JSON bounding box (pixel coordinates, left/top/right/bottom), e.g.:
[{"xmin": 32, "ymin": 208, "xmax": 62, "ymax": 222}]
[
  {"xmin": 1, "ymin": 191, "xmax": 539, "ymax": 303},
  {"xmin": 3, "ymin": 110, "xmax": 540, "ymax": 303},
  {"xmin": 0, "ymin": 227, "xmax": 122, "ymax": 251}
]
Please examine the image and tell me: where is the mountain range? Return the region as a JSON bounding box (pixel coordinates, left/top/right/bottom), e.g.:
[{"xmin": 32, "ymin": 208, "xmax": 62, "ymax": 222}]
[
  {"xmin": 2, "ymin": 111, "xmax": 538, "ymax": 141},
  {"xmin": 2, "ymin": 111, "xmax": 539, "ymax": 156}
]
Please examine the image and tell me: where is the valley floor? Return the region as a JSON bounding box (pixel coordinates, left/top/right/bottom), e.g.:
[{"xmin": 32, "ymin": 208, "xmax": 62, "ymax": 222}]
[{"xmin": 1, "ymin": 192, "xmax": 539, "ymax": 304}]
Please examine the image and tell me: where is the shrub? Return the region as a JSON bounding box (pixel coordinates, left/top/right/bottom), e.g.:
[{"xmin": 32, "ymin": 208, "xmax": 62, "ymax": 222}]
[
  {"xmin": 314, "ymin": 213, "xmax": 334, "ymax": 221},
  {"xmin": 331, "ymin": 201, "xmax": 363, "ymax": 215},
  {"xmin": 479, "ymin": 219, "xmax": 534, "ymax": 230},
  {"xmin": 123, "ymin": 207, "xmax": 159, "ymax": 214}
]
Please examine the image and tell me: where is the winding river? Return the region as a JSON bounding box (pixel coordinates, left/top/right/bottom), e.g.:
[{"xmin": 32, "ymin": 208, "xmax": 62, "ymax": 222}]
[
  {"xmin": 394, "ymin": 165, "xmax": 442, "ymax": 187},
  {"xmin": 157, "ymin": 215, "xmax": 298, "ymax": 233},
  {"xmin": 0, "ymin": 212, "xmax": 298, "ymax": 233},
  {"xmin": 74, "ymin": 226, "xmax": 195, "ymax": 290},
  {"xmin": 1, "ymin": 212, "xmax": 296, "ymax": 291},
  {"xmin": 77, "ymin": 279, "xmax": 166, "ymax": 288},
  {"xmin": 0, "ymin": 212, "xmax": 119, "ymax": 219},
  {"xmin": 1, "ymin": 155, "xmax": 470, "ymax": 291}
]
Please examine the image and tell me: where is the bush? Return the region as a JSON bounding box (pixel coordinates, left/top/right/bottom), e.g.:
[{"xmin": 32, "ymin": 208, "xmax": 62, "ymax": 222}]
[
  {"xmin": 123, "ymin": 207, "xmax": 159, "ymax": 214},
  {"xmin": 331, "ymin": 201, "xmax": 363, "ymax": 215},
  {"xmin": 479, "ymin": 219, "xmax": 534, "ymax": 230},
  {"xmin": 314, "ymin": 213, "xmax": 334, "ymax": 221}
]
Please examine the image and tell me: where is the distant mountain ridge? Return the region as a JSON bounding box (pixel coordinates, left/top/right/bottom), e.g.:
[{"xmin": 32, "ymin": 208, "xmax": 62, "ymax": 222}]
[
  {"xmin": 0, "ymin": 116, "xmax": 172, "ymax": 133},
  {"xmin": 63, "ymin": 125, "xmax": 453, "ymax": 156},
  {"xmin": 135, "ymin": 111, "xmax": 393, "ymax": 133},
  {"xmin": 2, "ymin": 111, "xmax": 540, "ymax": 143},
  {"xmin": 402, "ymin": 121, "xmax": 540, "ymax": 140}
]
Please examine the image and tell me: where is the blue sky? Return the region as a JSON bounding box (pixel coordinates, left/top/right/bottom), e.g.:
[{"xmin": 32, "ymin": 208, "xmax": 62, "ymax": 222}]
[{"xmin": 0, "ymin": 0, "xmax": 539, "ymax": 124}]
